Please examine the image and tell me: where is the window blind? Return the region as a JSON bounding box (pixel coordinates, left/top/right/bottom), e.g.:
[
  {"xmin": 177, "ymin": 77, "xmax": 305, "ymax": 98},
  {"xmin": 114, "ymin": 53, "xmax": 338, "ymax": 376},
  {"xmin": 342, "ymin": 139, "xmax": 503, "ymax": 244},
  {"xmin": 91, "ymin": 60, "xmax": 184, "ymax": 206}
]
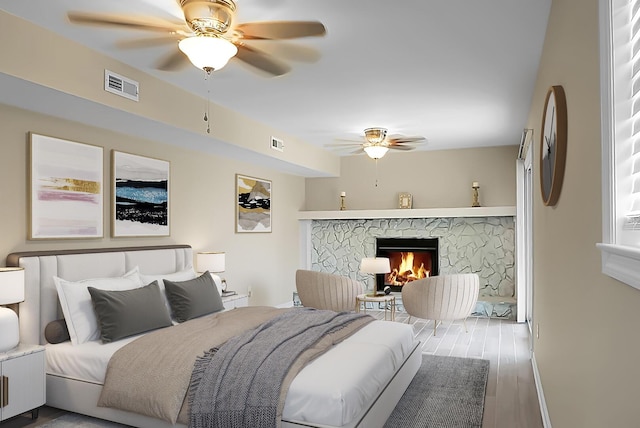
[{"xmin": 629, "ymin": 0, "xmax": 640, "ymax": 219}]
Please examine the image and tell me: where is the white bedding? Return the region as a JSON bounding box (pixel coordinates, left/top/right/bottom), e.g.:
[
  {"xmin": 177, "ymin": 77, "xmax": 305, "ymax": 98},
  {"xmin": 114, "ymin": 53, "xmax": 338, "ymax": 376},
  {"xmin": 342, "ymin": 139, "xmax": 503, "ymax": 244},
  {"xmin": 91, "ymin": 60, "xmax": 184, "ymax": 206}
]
[{"xmin": 46, "ymin": 319, "xmax": 415, "ymax": 427}]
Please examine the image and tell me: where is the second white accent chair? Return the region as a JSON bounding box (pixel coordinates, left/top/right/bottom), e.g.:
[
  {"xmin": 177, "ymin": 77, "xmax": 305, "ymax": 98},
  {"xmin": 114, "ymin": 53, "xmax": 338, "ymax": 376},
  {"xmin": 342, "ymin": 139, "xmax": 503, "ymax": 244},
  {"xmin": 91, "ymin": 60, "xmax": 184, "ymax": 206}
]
[{"xmin": 402, "ymin": 274, "xmax": 480, "ymax": 335}]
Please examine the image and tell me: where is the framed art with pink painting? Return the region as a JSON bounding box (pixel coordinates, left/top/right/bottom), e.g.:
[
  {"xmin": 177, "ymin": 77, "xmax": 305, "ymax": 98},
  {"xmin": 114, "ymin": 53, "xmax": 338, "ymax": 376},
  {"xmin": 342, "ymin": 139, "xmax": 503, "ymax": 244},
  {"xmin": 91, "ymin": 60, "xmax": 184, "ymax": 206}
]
[{"xmin": 29, "ymin": 133, "xmax": 104, "ymax": 239}]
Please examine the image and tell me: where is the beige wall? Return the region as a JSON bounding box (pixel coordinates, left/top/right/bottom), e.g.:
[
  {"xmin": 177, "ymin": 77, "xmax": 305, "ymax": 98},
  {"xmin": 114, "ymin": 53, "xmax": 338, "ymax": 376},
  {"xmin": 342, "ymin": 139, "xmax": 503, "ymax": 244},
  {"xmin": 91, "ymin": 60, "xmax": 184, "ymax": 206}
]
[
  {"xmin": 305, "ymin": 146, "xmax": 518, "ymax": 211},
  {"xmin": 528, "ymin": 0, "xmax": 640, "ymax": 426},
  {"xmin": 0, "ymin": 103, "xmax": 304, "ymax": 307}
]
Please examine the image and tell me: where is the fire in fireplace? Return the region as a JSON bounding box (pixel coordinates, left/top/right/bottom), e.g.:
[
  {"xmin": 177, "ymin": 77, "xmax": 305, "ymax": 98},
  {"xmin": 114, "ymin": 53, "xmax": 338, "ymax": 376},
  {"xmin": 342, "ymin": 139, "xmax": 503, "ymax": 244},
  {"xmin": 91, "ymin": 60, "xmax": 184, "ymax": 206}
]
[{"xmin": 376, "ymin": 238, "xmax": 439, "ymax": 292}]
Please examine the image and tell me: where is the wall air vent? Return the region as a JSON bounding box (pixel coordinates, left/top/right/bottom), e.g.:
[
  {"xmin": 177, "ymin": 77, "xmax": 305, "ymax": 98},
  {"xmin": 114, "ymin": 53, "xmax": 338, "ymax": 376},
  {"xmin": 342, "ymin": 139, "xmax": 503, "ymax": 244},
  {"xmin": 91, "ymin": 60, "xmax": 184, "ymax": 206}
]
[
  {"xmin": 270, "ymin": 136, "xmax": 284, "ymax": 152},
  {"xmin": 104, "ymin": 70, "xmax": 139, "ymax": 102}
]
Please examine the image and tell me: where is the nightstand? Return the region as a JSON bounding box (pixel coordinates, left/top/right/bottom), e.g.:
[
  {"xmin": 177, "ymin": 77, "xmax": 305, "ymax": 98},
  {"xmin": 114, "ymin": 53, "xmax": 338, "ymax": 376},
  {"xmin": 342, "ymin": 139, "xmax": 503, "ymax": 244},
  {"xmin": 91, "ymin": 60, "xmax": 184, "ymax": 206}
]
[
  {"xmin": 0, "ymin": 344, "xmax": 45, "ymax": 421},
  {"xmin": 222, "ymin": 293, "xmax": 249, "ymax": 310}
]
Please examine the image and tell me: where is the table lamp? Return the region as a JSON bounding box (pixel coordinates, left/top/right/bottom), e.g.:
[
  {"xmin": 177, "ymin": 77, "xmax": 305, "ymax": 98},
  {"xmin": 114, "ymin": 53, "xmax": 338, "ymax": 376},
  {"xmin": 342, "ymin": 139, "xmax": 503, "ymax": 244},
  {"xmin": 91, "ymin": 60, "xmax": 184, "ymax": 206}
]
[
  {"xmin": 196, "ymin": 252, "xmax": 227, "ymax": 295},
  {"xmin": 0, "ymin": 267, "xmax": 25, "ymax": 352},
  {"xmin": 360, "ymin": 257, "xmax": 391, "ymax": 297}
]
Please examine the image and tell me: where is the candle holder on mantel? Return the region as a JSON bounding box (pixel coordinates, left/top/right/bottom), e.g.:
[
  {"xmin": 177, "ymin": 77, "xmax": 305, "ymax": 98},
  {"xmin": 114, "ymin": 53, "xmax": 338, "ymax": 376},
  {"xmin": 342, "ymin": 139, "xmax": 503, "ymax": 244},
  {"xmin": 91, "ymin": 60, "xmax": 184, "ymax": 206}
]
[
  {"xmin": 340, "ymin": 192, "xmax": 346, "ymax": 211},
  {"xmin": 472, "ymin": 182, "xmax": 481, "ymax": 207}
]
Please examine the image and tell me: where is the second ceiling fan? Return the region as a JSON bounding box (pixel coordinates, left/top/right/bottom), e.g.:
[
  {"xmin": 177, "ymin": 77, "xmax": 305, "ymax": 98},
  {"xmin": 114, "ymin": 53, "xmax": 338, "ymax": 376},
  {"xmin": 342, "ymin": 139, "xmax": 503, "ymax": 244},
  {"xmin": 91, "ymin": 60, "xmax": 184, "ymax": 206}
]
[
  {"xmin": 327, "ymin": 128, "xmax": 427, "ymax": 159},
  {"xmin": 68, "ymin": 0, "xmax": 326, "ymax": 76}
]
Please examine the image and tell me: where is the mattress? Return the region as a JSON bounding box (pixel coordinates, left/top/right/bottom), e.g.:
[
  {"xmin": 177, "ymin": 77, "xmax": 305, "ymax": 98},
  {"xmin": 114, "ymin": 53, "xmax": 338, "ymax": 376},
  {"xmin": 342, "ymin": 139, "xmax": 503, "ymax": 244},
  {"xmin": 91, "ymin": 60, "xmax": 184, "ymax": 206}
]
[{"xmin": 46, "ymin": 319, "xmax": 415, "ymax": 427}]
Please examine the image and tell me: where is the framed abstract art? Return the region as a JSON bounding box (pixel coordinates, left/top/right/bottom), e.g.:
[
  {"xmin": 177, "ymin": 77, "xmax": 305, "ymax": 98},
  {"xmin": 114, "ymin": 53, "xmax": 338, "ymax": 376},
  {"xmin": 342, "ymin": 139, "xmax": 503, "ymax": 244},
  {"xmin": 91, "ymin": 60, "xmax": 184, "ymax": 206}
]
[
  {"xmin": 112, "ymin": 151, "xmax": 170, "ymax": 237},
  {"xmin": 236, "ymin": 174, "xmax": 271, "ymax": 233},
  {"xmin": 29, "ymin": 133, "xmax": 103, "ymax": 239}
]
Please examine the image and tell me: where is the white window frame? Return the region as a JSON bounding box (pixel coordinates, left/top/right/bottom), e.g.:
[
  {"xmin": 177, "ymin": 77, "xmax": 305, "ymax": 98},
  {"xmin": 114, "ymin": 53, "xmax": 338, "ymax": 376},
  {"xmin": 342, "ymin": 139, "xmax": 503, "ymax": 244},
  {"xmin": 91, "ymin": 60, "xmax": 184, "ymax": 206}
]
[{"xmin": 598, "ymin": 0, "xmax": 640, "ymax": 290}]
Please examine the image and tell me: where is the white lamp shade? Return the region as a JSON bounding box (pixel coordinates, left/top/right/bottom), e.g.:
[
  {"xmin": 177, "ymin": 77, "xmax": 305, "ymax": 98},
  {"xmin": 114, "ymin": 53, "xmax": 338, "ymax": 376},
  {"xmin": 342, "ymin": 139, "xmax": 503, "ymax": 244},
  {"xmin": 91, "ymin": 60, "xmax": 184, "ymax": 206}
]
[
  {"xmin": 363, "ymin": 145, "xmax": 389, "ymax": 159},
  {"xmin": 178, "ymin": 36, "xmax": 238, "ymax": 71},
  {"xmin": 0, "ymin": 267, "xmax": 25, "ymax": 305},
  {"xmin": 360, "ymin": 257, "xmax": 391, "ymax": 274},
  {"xmin": 197, "ymin": 252, "xmax": 225, "ymax": 273}
]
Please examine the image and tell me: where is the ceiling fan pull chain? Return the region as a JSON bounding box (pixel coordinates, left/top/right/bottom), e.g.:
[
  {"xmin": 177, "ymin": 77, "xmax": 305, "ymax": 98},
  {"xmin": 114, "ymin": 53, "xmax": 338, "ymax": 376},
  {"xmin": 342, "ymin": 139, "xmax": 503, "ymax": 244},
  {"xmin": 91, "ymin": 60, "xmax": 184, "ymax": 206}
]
[
  {"xmin": 204, "ymin": 68, "xmax": 212, "ymax": 134},
  {"xmin": 375, "ymin": 159, "xmax": 379, "ymax": 187}
]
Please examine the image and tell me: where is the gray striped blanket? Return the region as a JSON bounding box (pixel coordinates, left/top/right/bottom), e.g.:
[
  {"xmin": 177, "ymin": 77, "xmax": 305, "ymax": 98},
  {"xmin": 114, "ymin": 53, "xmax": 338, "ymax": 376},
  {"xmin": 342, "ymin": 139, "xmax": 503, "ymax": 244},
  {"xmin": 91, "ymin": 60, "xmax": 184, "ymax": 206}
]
[{"xmin": 188, "ymin": 307, "xmax": 373, "ymax": 428}]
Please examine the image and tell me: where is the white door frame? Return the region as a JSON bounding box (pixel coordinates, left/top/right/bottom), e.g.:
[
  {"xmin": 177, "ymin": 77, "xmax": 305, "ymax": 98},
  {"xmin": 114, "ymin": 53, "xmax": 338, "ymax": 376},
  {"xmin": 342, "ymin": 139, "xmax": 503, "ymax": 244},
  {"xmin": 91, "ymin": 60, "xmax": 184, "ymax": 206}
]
[{"xmin": 516, "ymin": 139, "xmax": 534, "ymax": 325}]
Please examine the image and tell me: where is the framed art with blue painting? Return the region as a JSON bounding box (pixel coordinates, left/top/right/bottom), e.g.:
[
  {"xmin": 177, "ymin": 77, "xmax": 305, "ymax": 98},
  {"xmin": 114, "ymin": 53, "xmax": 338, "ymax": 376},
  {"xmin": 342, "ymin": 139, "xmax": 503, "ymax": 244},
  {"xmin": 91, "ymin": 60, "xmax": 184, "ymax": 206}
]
[
  {"xmin": 29, "ymin": 133, "xmax": 104, "ymax": 239},
  {"xmin": 112, "ymin": 151, "xmax": 169, "ymax": 237},
  {"xmin": 236, "ymin": 174, "xmax": 271, "ymax": 233}
]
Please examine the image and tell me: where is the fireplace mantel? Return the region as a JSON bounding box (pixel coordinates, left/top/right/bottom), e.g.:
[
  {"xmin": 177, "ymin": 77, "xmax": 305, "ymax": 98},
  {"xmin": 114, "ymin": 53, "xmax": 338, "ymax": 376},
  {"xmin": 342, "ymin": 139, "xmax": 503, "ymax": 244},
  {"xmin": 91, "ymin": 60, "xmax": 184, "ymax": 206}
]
[{"xmin": 298, "ymin": 206, "xmax": 515, "ymax": 220}]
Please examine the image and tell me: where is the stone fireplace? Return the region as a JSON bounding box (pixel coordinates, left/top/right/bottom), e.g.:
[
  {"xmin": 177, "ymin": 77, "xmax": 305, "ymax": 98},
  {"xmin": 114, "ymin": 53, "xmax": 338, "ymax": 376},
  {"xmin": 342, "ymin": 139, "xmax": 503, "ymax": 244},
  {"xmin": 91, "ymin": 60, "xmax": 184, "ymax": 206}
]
[
  {"xmin": 375, "ymin": 237, "xmax": 439, "ymax": 292},
  {"xmin": 298, "ymin": 208, "xmax": 517, "ymax": 319}
]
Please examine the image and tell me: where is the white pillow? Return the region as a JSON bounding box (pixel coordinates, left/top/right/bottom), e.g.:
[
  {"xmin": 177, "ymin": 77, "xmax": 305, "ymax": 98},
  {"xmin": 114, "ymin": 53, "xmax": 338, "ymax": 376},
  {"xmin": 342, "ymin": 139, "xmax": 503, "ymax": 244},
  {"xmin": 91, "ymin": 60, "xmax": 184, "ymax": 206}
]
[
  {"xmin": 140, "ymin": 267, "xmax": 197, "ymax": 317},
  {"xmin": 53, "ymin": 267, "xmax": 144, "ymax": 345}
]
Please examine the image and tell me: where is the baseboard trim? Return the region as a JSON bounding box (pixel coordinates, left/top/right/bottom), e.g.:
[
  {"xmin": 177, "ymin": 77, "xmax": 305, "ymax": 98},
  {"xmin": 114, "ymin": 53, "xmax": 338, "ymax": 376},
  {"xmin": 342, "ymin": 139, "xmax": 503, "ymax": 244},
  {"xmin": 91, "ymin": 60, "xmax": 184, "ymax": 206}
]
[{"xmin": 531, "ymin": 352, "xmax": 552, "ymax": 428}]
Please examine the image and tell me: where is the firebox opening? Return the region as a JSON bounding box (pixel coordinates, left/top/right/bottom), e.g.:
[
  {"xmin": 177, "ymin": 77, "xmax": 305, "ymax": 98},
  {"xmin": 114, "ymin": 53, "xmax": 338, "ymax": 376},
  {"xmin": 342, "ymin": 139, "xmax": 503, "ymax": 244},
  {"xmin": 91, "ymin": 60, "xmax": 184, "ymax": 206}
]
[{"xmin": 376, "ymin": 238, "xmax": 439, "ymax": 292}]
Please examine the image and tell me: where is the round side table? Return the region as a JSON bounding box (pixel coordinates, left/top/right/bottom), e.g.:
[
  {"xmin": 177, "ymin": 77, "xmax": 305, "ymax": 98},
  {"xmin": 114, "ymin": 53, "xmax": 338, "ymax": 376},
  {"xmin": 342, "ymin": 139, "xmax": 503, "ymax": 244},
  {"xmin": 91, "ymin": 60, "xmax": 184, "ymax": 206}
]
[{"xmin": 355, "ymin": 293, "xmax": 396, "ymax": 321}]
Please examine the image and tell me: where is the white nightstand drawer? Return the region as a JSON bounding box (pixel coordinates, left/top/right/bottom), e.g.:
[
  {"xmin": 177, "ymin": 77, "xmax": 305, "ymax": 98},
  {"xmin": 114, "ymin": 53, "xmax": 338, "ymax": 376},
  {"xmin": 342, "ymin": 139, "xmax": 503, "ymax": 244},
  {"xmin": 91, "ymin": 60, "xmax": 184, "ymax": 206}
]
[{"xmin": 0, "ymin": 345, "xmax": 45, "ymax": 421}]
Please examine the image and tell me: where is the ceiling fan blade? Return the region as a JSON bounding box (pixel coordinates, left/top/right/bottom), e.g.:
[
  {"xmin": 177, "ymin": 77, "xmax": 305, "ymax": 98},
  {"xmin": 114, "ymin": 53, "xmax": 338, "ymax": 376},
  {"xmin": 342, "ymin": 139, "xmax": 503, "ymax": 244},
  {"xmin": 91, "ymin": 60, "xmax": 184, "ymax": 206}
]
[
  {"xmin": 68, "ymin": 12, "xmax": 184, "ymax": 32},
  {"xmin": 387, "ymin": 136, "xmax": 426, "ymax": 145},
  {"xmin": 234, "ymin": 44, "xmax": 291, "ymax": 77},
  {"xmin": 155, "ymin": 50, "xmax": 190, "ymax": 71},
  {"xmin": 246, "ymin": 40, "xmax": 321, "ymax": 63},
  {"xmin": 389, "ymin": 145, "xmax": 416, "ymax": 151},
  {"xmin": 115, "ymin": 35, "xmax": 181, "ymax": 49},
  {"xmin": 349, "ymin": 148, "xmax": 365, "ymax": 155},
  {"xmin": 236, "ymin": 21, "xmax": 326, "ymax": 40}
]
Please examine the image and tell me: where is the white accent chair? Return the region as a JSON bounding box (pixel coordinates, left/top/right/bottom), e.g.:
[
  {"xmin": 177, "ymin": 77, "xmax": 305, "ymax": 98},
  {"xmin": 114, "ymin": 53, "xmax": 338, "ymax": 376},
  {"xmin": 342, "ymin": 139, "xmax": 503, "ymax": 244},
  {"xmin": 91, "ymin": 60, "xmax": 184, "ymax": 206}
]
[
  {"xmin": 402, "ymin": 274, "xmax": 480, "ymax": 335},
  {"xmin": 295, "ymin": 270, "xmax": 365, "ymax": 312}
]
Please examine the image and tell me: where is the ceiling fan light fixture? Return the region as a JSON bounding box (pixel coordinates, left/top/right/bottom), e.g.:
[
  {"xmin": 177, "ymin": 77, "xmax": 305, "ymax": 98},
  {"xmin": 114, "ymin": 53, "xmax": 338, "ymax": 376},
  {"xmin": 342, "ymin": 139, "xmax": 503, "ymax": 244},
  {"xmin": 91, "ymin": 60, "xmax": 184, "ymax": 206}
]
[
  {"xmin": 363, "ymin": 145, "xmax": 389, "ymax": 159},
  {"xmin": 364, "ymin": 127, "xmax": 388, "ymax": 144},
  {"xmin": 178, "ymin": 35, "xmax": 238, "ymax": 71},
  {"xmin": 181, "ymin": 0, "xmax": 236, "ymax": 35}
]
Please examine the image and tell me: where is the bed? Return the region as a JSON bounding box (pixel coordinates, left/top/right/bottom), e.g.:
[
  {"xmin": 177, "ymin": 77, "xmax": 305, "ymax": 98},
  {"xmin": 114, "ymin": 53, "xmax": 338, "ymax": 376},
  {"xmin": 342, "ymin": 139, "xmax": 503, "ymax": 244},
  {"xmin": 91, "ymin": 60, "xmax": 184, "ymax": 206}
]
[{"xmin": 7, "ymin": 245, "xmax": 421, "ymax": 428}]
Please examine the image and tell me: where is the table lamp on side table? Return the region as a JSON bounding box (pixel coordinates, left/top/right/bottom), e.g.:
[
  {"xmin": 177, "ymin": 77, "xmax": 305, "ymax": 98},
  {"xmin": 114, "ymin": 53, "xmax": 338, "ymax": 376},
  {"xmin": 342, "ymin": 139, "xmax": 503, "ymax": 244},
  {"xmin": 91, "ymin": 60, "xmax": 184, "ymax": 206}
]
[
  {"xmin": 0, "ymin": 267, "xmax": 25, "ymax": 352},
  {"xmin": 196, "ymin": 252, "xmax": 229, "ymax": 296},
  {"xmin": 360, "ymin": 257, "xmax": 391, "ymax": 297}
]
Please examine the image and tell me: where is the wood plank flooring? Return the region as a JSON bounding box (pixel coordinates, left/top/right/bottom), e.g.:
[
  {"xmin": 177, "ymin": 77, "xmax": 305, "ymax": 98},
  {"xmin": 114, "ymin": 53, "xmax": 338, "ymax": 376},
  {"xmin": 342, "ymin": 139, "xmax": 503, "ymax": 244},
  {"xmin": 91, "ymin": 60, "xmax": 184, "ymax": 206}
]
[{"xmin": 2, "ymin": 315, "xmax": 543, "ymax": 428}]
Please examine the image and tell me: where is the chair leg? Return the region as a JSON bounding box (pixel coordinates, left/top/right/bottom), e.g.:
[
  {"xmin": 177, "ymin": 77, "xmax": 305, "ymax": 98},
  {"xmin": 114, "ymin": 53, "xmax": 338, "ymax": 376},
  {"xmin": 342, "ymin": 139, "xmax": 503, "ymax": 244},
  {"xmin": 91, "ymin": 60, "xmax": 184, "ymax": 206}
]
[
  {"xmin": 463, "ymin": 318, "xmax": 468, "ymax": 333},
  {"xmin": 407, "ymin": 315, "xmax": 412, "ymax": 324},
  {"xmin": 433, "ymin": 320, "xmax": 437, "ymax": 336}
]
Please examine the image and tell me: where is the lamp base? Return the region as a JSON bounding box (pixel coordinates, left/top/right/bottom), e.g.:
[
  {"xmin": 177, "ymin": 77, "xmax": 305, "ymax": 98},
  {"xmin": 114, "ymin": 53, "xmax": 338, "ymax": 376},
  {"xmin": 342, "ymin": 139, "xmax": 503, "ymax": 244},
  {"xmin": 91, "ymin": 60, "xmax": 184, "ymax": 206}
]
[{"xmin": 0, "ymin": 307, "xmax": 19, "ymax": 352}]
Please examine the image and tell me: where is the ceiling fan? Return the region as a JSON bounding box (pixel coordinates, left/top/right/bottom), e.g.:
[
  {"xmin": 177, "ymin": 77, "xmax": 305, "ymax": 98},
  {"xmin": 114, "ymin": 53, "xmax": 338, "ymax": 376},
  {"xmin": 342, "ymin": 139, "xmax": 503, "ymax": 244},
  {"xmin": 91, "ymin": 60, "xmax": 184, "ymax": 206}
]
[
  {"xmin": 327, "ymin": 128, "xmax": 427, "ymax": 159},
  {"xmin": 67, "ymin": 0, "xmax": 326, "ymax": 77}
]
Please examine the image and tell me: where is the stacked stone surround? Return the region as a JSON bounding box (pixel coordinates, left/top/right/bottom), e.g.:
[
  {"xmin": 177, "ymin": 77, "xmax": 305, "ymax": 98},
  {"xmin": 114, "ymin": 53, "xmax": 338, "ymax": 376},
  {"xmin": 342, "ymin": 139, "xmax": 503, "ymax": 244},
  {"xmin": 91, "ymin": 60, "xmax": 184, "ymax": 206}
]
[{"xmin": 309, "ymin": 216, "xmax": 516, "ymax": 317}]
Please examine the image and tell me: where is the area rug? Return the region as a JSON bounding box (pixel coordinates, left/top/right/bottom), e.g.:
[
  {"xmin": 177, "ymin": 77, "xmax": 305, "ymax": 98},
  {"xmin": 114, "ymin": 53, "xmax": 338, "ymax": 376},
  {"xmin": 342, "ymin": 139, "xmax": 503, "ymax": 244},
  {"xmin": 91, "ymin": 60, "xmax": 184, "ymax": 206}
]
[{"xmin": 383, "ymin": 354, "xmax": 489, "ymax": 428}]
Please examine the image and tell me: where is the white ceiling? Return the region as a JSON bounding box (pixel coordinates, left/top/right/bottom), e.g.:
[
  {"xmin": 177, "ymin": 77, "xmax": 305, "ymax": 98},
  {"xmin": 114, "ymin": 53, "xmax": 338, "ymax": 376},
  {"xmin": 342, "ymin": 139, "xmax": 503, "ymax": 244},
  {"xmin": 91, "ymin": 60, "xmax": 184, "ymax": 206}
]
[{"xmin": 0, "ymin": 0, "xmax": 551, "ymax": 162}]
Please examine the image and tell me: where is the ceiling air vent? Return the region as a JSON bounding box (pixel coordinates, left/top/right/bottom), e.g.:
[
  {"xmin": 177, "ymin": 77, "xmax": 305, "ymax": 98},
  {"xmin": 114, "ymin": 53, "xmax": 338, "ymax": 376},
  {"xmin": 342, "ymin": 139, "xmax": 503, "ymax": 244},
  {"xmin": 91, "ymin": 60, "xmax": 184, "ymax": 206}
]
[
  {"xmin": 270, "ymin": 136, "xmax": 284, "ymax": 152},
  {"xmin": 104, "ymin": 70, "xmax": 139, "ymax": 102}
]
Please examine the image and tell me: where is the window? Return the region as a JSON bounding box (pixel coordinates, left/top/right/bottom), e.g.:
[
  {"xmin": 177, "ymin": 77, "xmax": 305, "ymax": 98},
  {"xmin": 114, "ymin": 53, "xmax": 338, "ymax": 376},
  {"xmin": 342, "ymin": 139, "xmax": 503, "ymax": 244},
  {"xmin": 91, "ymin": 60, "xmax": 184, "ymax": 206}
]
[{"xmin": 598, "ymin": 0, "xmax": 640, "ymax": 289}]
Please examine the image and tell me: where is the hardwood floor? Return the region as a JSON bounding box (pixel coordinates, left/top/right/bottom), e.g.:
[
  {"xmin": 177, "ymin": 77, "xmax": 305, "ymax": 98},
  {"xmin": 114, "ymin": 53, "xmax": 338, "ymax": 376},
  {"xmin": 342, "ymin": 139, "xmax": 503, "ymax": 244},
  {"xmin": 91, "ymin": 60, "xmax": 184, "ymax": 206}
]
[{"xmin": 1, "ymin": 314, "xmax": 543, "ymax": 428}]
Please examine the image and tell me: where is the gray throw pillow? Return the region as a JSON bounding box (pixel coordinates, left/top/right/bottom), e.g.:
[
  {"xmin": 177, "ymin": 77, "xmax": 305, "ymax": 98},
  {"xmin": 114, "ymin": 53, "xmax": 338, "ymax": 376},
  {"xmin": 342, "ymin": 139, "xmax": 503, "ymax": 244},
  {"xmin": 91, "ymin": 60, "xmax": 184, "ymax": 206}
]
[
  {"xmin": 164, "ymin": 272, "xmax": 224, "ymax": 323},
  {"xmin": 88, "ymin": 281, "xmax": 172, "ymax": 343},
  {"xmin": 44, "ymin": 318, "xmax": 71, "ymax": 344}
]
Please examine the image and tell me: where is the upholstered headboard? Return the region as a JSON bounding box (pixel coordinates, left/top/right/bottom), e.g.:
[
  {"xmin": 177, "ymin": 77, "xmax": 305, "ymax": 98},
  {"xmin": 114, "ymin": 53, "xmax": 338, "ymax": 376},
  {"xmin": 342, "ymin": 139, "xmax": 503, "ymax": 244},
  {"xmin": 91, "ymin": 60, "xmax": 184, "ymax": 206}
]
[{"xmin": 6, "ymin": 245, "xmax": 193, "ymax": 345}]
